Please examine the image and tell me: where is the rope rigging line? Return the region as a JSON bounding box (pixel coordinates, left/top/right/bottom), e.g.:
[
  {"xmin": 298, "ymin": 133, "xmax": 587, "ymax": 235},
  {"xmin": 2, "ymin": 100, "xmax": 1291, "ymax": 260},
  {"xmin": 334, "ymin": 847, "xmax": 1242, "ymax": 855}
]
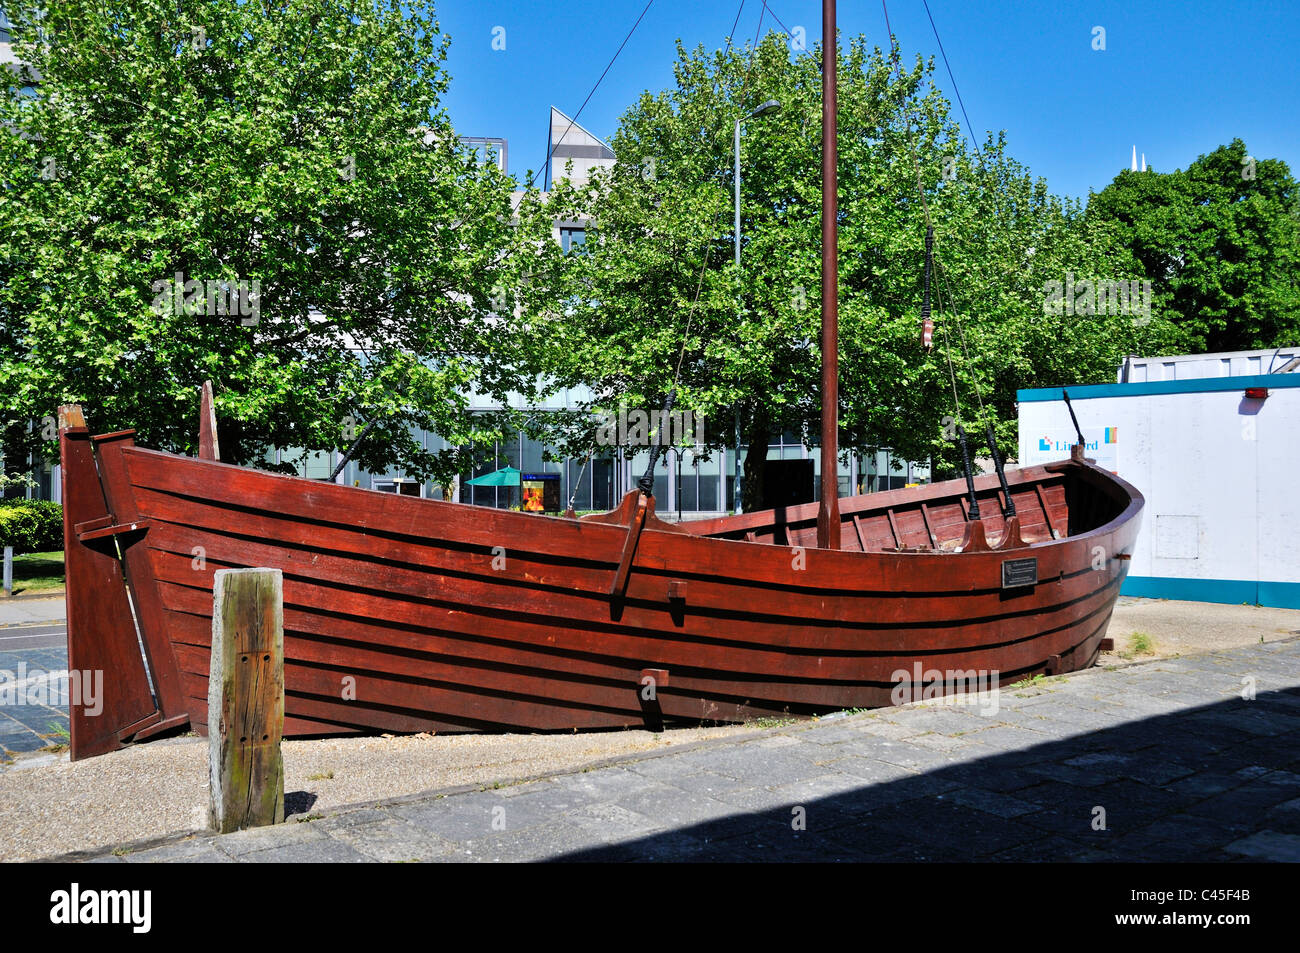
[
  {"xmin": 637, "ymin": 0, "xmax": 774, "ymax": 496},
  {"xmin": 920, "ymin": 0, "xmax": 984, "ymax": 164},
  {"xmin": 528, "ymin": 0, "xmax": 656, "ymax": 192},
  {"xmin": 880, "ymin": 0, "xmax": 1015, "ymax": 519}
]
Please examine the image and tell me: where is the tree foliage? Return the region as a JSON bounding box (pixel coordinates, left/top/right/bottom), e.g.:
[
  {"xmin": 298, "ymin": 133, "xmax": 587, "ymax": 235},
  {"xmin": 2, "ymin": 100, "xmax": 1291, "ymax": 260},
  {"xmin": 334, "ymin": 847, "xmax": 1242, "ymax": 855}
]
[
  {"xmin": 0, "ymin": 0, "xmax": 536, "ymax": 482},
  {"xmin": 1087, "ymin": 139, "xmax": 1300, "ymax": 354},
  {"xmin": 527, "ymin": 34, "xmax": 1170, "ymax": 507}
]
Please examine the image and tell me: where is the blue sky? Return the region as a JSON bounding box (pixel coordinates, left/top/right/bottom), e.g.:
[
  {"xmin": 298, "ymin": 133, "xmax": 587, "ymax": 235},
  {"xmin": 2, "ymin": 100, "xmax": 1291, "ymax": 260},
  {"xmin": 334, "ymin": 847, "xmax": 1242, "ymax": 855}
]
[{"xmin": 432, "ymin": 0, "xmax": 1298, "ymax": 203}]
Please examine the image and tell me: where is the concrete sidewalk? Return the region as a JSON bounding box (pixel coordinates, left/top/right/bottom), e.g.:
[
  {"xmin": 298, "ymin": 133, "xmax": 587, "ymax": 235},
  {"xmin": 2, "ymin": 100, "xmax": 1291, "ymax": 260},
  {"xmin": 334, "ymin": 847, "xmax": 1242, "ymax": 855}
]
[
  {"xmin": 71, "ymin": 638, "xmax": 1300, "ymax": 863},
  {"xmin": 0, "ymin": 595, "xmax": 65, "ymax": 627}
]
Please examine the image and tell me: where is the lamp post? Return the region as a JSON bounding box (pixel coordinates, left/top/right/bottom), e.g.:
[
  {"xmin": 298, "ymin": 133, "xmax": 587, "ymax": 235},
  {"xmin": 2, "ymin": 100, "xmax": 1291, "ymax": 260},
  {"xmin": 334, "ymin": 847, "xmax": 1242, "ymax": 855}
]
[{"xmin": 733, "ymin": 98, "xmax": 782, "ymax": 513}]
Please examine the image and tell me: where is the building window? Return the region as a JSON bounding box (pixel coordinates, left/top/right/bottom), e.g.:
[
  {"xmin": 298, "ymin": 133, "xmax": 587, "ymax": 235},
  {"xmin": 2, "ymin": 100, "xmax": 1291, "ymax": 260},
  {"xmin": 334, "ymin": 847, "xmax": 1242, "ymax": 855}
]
[{"xmin": 560, "ymin": 227, "xmax": 586, "ymax": 254}]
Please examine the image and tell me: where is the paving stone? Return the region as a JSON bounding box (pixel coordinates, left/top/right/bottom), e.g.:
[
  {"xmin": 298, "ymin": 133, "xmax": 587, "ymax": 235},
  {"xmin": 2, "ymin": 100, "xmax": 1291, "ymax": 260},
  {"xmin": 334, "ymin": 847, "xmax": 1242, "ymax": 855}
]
[
  {"xmin": 565, "ymin": 801, "xmax": 662, "ymax": 843},
  {"xmin": 625, "ymin": 752, "xmax": 719, "ymax": 781},
  {"xmin": 871, "ymin": 740, "xmax": 967, "ymax": 771},
  {"xmin": 1136, "ymin": 812, "xmax": 1253, "ymax": 847},
  {"xmin": 944, "ymin": 786, "xmax": 1038, "ymax": 818},
  {"xmin": 1162, "ymin": 771, "xmax": 1246, "ymax": 799},
  {"xmin": 123, "ymin": 837, "xmax": 230, "ymax": 863},
  {"xmin": 853, "ymin": 719, "xmax": 929, "ymax": 740},
  {"xmin": 240, "ymin": 837, "xmax": 372, "ymax": 863},
  {"xmin": 1121, "ymin": 759, "xmax": 1198, "ymax": 786},
  {"xmin": 556, "ymin": 766, "xmax": 666, "ymax": 800},
  {"xmin": 1184, "ymin": 783, "xmax": 1300, "ymax": 827},
  {"xmin": 551, "ymin": 828, "xmax": 713, "ymax": 863},
  {"xmin": 766, "ymin": 771, "xmax": 866, "ymax": 804},
  {"xmin": 313, "ymin": 807, "xmax": 393, "ymax": 831},
  {"xmin": 391, "ymin": 791, "xmax": 556, "ymax": 841},
  {"xmin": 1223, "ymin": 830, "xmax": 1300, "ymax": 862},
  {"xmin": 1104, "ymin": 833, "xmax": 1230, "ymax": 863},
  {"xmin": 709, "ymin": 781, "xmax": 806, "ymax": 813},
  {"xmin": 909, "ymin": 732, "xmax": 975, "ymax": 751},
  {"xmin": 941, "ymin": 764, "xmax": 1049, "ymax": 794},
  {"xmin": 702, "ymin": 747, "xmax": 823, "ymax": 784},
  {"xmin": 792, "ymin": 725, "xmax": 864, "ymax": 745},
  {"xmin": 324, "ymin": 815, "xmax": 459, "ymax": 862},
  {"xmin": 661, "ymin": 770, "xmax": 753, "ymax": 799},
  {"xmin": 1022, "ymin": 761, "xmax": 1116, "ymax": 788},
  {"xmin": 216, "ymin": 821, "xmax": 330, "ymax": 856},
  {"xmin": 65, "ymin": 639, "xmax": 1300, "ymax": 864},
  {"xmin": 891, "ymin": 707, "xmax": 986, "ymax": 734}
]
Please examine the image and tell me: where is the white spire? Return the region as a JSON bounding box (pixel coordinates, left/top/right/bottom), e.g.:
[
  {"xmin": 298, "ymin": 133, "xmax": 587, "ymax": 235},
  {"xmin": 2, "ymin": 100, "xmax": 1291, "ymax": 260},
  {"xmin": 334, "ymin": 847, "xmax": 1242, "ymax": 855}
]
[
  {"xmin": 1131, "ymin": 145, "xmax": 1138, "ymax": 171},
  {"xmin": 1141, "ymin": 153, "xmax": 1146, "ymax": 172}
]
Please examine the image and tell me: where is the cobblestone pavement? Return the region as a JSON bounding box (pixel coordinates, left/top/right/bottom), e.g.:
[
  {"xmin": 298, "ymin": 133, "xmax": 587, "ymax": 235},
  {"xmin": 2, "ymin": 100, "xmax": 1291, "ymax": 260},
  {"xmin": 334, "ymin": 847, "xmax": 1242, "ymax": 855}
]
[
  {"xmin": 67, "ymin": 638, "xmax": 1300, "ymax": 863},
  {"xmin": 0, "ymin": 606, "xmax": 69, "ymax": 755}
]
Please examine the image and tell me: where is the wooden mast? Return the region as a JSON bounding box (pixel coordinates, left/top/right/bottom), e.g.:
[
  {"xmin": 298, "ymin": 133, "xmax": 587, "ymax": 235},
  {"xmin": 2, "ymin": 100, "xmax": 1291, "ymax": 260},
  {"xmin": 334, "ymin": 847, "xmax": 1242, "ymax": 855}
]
[{"xmin": 816, "ymin": 0, "xmax": 841, "ymax": 549}]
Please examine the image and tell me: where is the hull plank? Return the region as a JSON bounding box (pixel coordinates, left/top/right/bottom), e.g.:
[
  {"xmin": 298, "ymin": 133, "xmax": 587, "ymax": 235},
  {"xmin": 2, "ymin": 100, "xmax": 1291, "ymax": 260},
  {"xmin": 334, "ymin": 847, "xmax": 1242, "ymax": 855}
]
[
  {"xmin": 63, "ymin": 430, "xmax": 1142, "ymax": 758},
  {"xmin": 58, "ymin": 419, "xmax": 160, "ymax": 760}
]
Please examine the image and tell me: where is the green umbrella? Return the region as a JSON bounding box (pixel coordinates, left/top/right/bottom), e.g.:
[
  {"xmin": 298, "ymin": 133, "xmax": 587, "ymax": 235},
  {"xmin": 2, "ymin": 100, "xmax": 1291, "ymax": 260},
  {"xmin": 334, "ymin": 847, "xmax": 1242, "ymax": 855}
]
[{"xmin": 464, "ymin": 466, "xmax": 521, "ymax": 487}]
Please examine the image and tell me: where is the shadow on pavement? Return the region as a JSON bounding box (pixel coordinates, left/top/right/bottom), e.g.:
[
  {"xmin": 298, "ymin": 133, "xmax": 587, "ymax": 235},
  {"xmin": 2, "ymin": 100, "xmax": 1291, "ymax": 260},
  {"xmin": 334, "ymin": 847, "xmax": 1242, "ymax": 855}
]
[{"xmin": 547, "ymin": 688, "xmax": 1300, "ymax": 862}]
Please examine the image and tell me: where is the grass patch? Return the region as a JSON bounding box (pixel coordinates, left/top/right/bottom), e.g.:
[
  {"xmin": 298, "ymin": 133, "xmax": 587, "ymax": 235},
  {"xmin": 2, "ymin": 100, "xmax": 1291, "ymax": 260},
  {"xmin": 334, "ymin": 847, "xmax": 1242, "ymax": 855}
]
[
  {"xmin": 1120, "ymin": 631, "xmax": 1156, "ymax": 659},
  {"xmin": 6, "ymin": 550, "xmax": 65, "ymax": 594},
  {"xmin": 1008, "ymin": 674, "xmax": 1063, "ymax": 691},
  {"xmin": 306, "ymin": 770, "xmax": 334, "ymax": 781},
  {"xmin": 37, "ymin": 721, "xmax": 70, "ymax": 753},
  {"xmin": 750, "ymin": 716, "xmax": 798, "ymax": 729}
]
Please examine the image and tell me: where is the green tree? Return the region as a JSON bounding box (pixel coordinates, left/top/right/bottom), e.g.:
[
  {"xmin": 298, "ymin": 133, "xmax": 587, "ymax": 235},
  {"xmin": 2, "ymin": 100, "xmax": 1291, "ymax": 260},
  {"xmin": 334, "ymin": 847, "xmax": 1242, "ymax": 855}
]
[
  {"xmin": 526, "ymin": 33, "xmax": 1168, "ymax": 509},
  {"xmin": 0, "ymin": 0, "xmax": 540, "ymax": 482},
  {"xmin": 1087, "ymin": 139, "xmax": 1300, "ymax": 353}
]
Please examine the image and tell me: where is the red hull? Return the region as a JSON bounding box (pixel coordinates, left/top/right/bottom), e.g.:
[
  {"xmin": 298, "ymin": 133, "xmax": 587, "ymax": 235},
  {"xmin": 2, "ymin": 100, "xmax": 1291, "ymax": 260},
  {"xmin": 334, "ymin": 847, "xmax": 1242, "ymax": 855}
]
[{"xmin": 60, "ymin": 418, "xmax": 1142, "ymax": 760}]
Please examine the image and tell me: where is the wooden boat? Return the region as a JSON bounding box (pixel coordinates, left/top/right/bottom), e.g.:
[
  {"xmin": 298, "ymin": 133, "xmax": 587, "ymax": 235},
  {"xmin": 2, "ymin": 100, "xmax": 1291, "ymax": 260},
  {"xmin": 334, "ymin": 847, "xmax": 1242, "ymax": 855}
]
[
  {"xmin": 59, "ymin": 405, "xmax": 1141, "ymax": 759},
  {"xmin": 57, "ymin": 0, "xmax": 1142, "ymax": 760}
]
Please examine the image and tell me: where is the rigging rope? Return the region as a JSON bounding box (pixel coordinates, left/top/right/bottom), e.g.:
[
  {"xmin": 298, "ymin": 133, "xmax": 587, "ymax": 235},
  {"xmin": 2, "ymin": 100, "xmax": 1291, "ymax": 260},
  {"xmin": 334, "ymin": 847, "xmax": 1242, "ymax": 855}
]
[
  {"xmin": 638, "ymin": 0, "xmax": 771, "ymax": 498},
  {"xmin": 528, "ymin": 0, "xmax": 656, "ymax": 191},
  {"xmin": 920, "ymin": 0, "xmax": 984, "ymax": 164},
  {"xmin": 880, "ymin": 0, "xmax": 1015, "ymax": 519}
]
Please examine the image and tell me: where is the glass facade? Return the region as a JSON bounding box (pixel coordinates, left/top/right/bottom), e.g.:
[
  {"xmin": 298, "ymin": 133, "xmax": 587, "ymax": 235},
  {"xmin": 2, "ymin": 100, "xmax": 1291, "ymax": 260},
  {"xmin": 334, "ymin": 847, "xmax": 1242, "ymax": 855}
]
[{"xmin": 560, "ymin": 227, "xmax": 586, "ymax": 254}]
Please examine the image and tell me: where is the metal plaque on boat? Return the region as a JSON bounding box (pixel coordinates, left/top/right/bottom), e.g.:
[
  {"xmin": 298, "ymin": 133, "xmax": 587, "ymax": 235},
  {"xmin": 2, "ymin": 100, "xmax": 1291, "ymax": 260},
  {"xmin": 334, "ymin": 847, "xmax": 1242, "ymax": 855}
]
[{"xmin": 1001, "ymin": 557, "xmax": 1038, "ymax": 589}]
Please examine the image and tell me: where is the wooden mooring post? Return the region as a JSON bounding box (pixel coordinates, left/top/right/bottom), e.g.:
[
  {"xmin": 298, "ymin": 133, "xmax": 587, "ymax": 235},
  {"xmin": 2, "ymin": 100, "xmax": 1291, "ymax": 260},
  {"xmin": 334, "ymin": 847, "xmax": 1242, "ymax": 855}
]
[{"xmin": 208, "ymin": 568, "xmax": 285, "ymax": 833}]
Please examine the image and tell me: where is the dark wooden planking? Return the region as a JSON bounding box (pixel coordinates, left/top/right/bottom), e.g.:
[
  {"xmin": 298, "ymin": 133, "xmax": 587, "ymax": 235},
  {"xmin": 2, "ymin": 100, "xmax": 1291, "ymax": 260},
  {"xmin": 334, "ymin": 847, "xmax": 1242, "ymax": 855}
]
[
  {"xmin": 91, "ymin": 432, "xmax": 190, "ymax": 727},
  {"xmin": 58, "ymin": 410, "xmax": 160, "ymax": 760},
  {"xmin": 199, "ymin": 381, "xmax": 220, "ymax": 461},
  {"xmin": 67, "ymin": 431, "xmax": 1142, "ymax": 748},
  {"xmin": 138, "ymin": 519, "xmax": 1132, "ymax": 657}
]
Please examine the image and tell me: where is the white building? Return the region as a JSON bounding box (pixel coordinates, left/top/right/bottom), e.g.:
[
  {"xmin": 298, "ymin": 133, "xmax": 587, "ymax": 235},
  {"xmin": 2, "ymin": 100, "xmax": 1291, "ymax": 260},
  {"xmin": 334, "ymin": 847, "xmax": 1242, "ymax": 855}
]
[{"xmin": 1019, "ymin": 347, "xmax": 1300, "ymax": 608}]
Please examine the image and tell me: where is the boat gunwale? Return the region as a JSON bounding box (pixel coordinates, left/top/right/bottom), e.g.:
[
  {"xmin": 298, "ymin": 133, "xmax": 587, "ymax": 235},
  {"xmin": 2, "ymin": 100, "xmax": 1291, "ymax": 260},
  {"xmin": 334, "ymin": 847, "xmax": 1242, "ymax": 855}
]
[{"xmin": 104, "ymin": 441, "xmax": 1142, "ymax": 568}]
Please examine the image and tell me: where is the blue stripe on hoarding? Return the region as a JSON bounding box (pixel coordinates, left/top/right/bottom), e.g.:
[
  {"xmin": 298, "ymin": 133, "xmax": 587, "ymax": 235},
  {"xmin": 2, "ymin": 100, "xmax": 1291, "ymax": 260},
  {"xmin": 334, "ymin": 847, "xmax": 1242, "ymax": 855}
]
[
  {"xmin": 1017, "ymin": 373, "xmax": 1300, "ymax": 402},
  {"xmin": 1121, "ymin": 575, "xmax": 1300, "ymax": 609}
]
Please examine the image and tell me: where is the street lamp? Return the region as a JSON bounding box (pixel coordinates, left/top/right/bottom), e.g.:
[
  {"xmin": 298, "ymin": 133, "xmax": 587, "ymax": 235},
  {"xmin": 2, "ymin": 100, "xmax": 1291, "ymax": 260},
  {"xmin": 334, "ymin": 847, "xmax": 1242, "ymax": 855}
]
[{"xmin": 733, "ymin": 98, "xmax": 782, "ymax": 513}]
